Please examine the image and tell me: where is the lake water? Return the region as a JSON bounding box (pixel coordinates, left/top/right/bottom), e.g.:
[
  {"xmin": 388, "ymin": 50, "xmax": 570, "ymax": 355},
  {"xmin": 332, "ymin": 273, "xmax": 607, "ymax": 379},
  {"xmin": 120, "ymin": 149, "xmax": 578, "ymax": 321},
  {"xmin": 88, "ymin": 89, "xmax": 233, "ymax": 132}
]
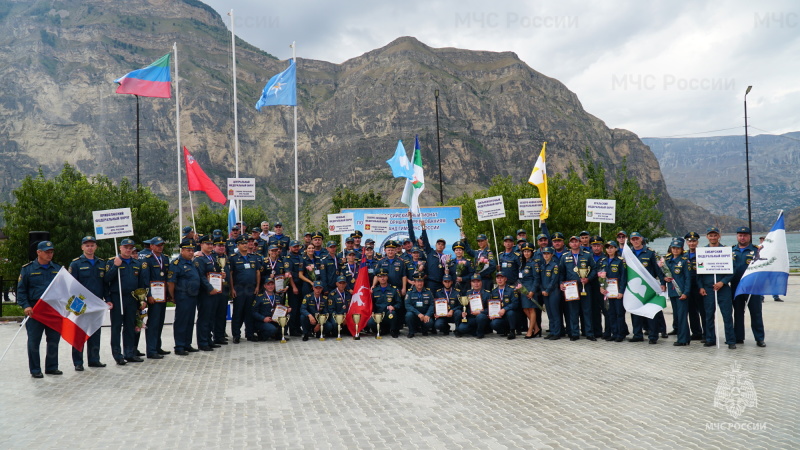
[{"xmin": 649, "ymin": 233, "xmax": 800, "ymax": 269}]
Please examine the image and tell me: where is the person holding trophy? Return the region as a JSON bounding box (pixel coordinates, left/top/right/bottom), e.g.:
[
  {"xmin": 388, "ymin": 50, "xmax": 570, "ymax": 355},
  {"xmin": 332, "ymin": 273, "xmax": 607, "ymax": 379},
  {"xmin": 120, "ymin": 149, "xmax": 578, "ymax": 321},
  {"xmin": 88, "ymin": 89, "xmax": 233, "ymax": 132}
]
[
  {"xmin": 194, "ymin": 235, "xmax": 222, "ymax": 351},
  {"xmin": 457, "ymin": 274, "xmax": 492, "ymax": 338},
  {"xmin": 433, "ymin": 275, "xmax": 460, "ymax": 336},
  {"xmin": 558, "ymin": 236, "xmax": 597, "ymax": 341},
  {"xmin": 598, "ymin": 241, "xmax": 626, "ymax": 342},
  {"xmin": 404, "ymin": 272, "xmax": 434, "ymax": 338},
  {"xmin": 369, "ymin": 269, "xmax": 402, "ymax": 338},
  {"xmin": 518, "ymin": 243, "xmax": 541, "ymax": 339},
  {"xmin": 211, "ymin": 236, "xmax": 231, "ymax": 346},
  {"xmin": 663, "ymin": 239, "xmax": 691, "ymax": 346},
  {"xmin": 301, "ymin": 280, "xmax": 333, "ymax": 340},
  {"xmin": 253, "ymin": 278, "xmax": 285, "ymax": 341}
]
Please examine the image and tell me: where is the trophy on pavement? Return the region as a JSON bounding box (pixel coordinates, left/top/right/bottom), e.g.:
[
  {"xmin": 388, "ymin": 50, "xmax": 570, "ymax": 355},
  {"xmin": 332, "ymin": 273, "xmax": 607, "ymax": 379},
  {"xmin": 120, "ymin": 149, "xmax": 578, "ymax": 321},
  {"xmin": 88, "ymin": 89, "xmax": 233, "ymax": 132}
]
[
  {"xmin": 458, "ymin": 296, "xmax": 470, "ymax": 322},
  {"xmin": 373, "ymin": 312, "xmax": 385, "ymax": 339},
  {"xmin": 316, "ymin": 312, "xmax": 329, "ymax": 341},
  {"xmin": 352, "ymin": 313, "xmax": 361, "ymax": 340},
  {"xmin": 334, "ymin": 314, "xmax": 345, "ymax": 340},
  {"xmin": 276, "ymin": 316, "xmax": 289, "ymax": 343}
]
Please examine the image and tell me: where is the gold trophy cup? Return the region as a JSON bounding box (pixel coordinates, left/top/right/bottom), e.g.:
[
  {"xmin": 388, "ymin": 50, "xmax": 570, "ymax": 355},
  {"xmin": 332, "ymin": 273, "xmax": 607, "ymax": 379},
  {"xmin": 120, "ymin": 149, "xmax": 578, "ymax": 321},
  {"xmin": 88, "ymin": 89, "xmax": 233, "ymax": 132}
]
[
  {"xmin": 317, "ymin": 312, "xmax": 329, "ymax": 341},
  {"xmin": 276, "ymin": 316, "xmax": 289, "ymax": 343},
  {"xmin": 577, "ymin": 267, "xmax": 590, "ymax": 296},
  {"xmin": 334, "ymin": 314, "xmax": 345, "ymax": 340},
  {"xmin": 458, "ymin": 296, "xmax": 470, "ymax": 322},
  {"xmin": 352, "ymin": 313, "xmax": 362, "ymax": 340},
  {"xmin": 131, "ymin": 288, "xmax": 150, "ymax": 331},
  {"xmin": 454, "ymin": 217, "xmax": 463, "ymax": 232},
  {"xmin": 372, "ymin": 312, "xmax": 385, "ymax": 339}
]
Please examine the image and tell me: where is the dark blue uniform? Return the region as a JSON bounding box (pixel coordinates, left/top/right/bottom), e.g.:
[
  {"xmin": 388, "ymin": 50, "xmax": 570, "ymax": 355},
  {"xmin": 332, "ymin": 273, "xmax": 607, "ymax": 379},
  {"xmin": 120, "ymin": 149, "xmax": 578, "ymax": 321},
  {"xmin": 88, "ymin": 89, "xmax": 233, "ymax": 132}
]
[
  {"xmin": 168, "ymin": 257, "xmax": 201, "ymax": 351},
  {"xmin": 628, "ymin": 246, "xmax": 666, "ymax": 342},
  {"xmin": 597, "ymin": 256, "xmax": 626, "ymax": 340},
  {"xmin": 463, "ymin": 241, "xmax": 497, "ymax": 292},
  {"xmin": 419, "ymin": 229, "xmax": 448, "ymax": 292},
  {"xmin": 285, "ymin": 249, "xmax": 305, "ymax": 336},
  {"xmin": 538, "ymin": 259, "xmax": 561, "ymax": 338},
  {"xmin": 211, "ymin": 250, "xmax": 232, "ymax": 345},
  {"xmin": 684, "ymin": 249, "xmax": 706, "ymax": 339},
  {"xmin": 519, "ymin": 259, "xmax": 539, "ymax": 309},
  {"xmin": 140, "ymin": 252, "xmax": 170, "ymax": 357},
  {"xmin": 558, "ymin": 251, "xmax": 596, "ymax": 339},
  {"xmin": 321, "ymin": 253, "xmax": 342, "ymax": 292},
  {"xmin": 194, "ymin": 252, "xmax": 222, "ymax": 349},
  {"xmin": 433, "ymin": 286, "xmax": 460, "ymax": 335},
  {"xmin": 374, "ymin": 257, "xmax": 408, "ymax": 291},
  {"xmin": 488, "ymin": 285, "xmax": 519, "ymax": 336},
  {"xmin": 497, "ymin": 250, "xmax": 522, "ymax": 285},
  {"xmin": 268, "ymin": 233, "xmax": 291, "ymax": 256},
  {"xmin": 228, "ymin": 252, "xmax": 261, "ymax": 340},
  {"xmin": 665, "ymin": 253, "xmax": 691, "ymax": 344},
  {"xmin": 17, "ymin": 260, "xmax": 61, "ymax": 375},
  {"xmin": 731, "ymin": 244, "xmax": 764, "ymax": 344},
  {"xmin": 300, "ymin": 292, "xmax": 334, "ymax": 337},
  {"xmin": 252, "ymin": 292, "xmax": 282, "ymax": 340},
  {"xmin": 404, "ymin": 287, "xmax": 434, "ymax": 336},
  {"xmin": 698, "ymin": 245, "xmax": 735, "ymax": 346},
  {"xmin": 68, "ymin": 255, "xmax": 106, "ymax": 366},
  {"xmin": 368, "ymin": 284, "xmax": 401, "ymax": 335},
  {"xmin": 447, "ymin": 257, "xmax": 474, "ymax": 292},
  {"xmin": 456, "ymin": 288, "xmax": 491, "ymax": 338},
  {"xmin": 105, "ymin": 258, "xmax": 143, "ymax": 360}
]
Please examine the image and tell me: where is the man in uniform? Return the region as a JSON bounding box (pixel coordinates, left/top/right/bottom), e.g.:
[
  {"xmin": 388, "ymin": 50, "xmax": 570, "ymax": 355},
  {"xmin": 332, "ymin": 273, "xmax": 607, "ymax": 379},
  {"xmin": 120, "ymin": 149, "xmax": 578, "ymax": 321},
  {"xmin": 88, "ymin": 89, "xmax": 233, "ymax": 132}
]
[
  {"xmin": 311, "ymin": 231, "xmax": 325, "ymax": 256},
  {"xmin": 226, "ymin": 225, "xmax": 241, "ymax": 256},
  {"xmin": 399, "ymin": 238, "xmax": 414, "ymax": 263},
  {"xmin": 627, "ymin": 232, "xmax": 666, "ymax": 344},
  {"xmin": 17, "ymin": 241, "xmax": 62, "ymax": 377},
  {"xmin": 228, "ymin": 236, "xmax": 261, "ymax": 343},
  {"xmin": 373, "ymin": 241, "xmax": 408, "ymax": 296},
  {"xmin": 69, "ymin": 236, "xmax": 107, "ymax": 371},
  {"xmin": 139, "ymin": 236, "xmax": 171, "ymax": 359},
  {"xmin": 433, "ymin": 274, "xmax": 460, "ymax": 335},
  {"xmin": 731, "ymin": 227, "xmax": 766, "ymax": 347},
  {"xmin": 105, "ymin": 238, "xmax": 143, "ymax": 364},
  {"xmin": 267, "ymin": 221, "xmax": 291, "ymax": 256},
  {"xmin": 551, "ymin": 233, "xmax": 567, "ymax": 260},
  {"xmin": 285, "ymin": 240, "xmax": 305, "ymax": 336},
  {"xmin": 588, "ymin": 235, "xmax": 607, "ymax": 339},
  {"xmin": 458, "ymin": 274, "xmax": 492, "ymax": 338},
  {"xmin": 300, "ymin": 280, "xmax": 332, "ymax": 340},
  {"xmin": 514, "ymin": 229, "xmax": 528, "ymax": 252},
  {"xmin": 212, "ymin": 236, "xmax": 231, "ymax": 345},
  {"xmin": 194, "ymin": 235, "xmax": 222, "ymax": 351},
  {"xmin": 321, "ymin": 241, "xmax": 341, "ymax": 293},
  {"xmin": 489, "ymin": 272, "xmax": 519, "ymax": 339},
  {"xmin": 405, "ymin": 272, "xmax": 434, "ymax": 337},
  {"xmin": 558, "ymin": 236, "xmax": 597, "ymax": 341},
  {"xmin": 418, "ymin": 220, "xmax": 447, "ymax": 293},
  {"xmin": 369, "ymin": 269, "xmax": 401, "ymax": 338},
  {"xmin": 463, "ymin": 233, "xmax": 497, "ymax": 292},
  {"xmin": 699, "ymin": 227, "xmax": 736, "ymax": 349},
  {"xmin": 168, "ymin": 239, "xmax": 202, "ymax": 355},
  {"xmin": 328, "ymin": 276, "xmax": 352, "ymax": 337},
  {"xmin": 253, "ymin": 278, "xmax": 282, "ymax": 341},
  {"xmin": 351, "ymin": 230, "xmax": 364, "ymax": 258},
  {"xmin": 684, "ymin": 232, "xmax": 705, "ymax": 340}
]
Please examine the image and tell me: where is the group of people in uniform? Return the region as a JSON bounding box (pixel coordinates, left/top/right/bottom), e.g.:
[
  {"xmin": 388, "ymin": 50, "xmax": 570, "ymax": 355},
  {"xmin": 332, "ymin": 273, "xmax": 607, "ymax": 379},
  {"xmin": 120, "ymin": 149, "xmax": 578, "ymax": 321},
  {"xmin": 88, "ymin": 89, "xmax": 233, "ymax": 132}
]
[{"xmin": 17, "ymin": 214, "xmax": 771, "ymax": 378}]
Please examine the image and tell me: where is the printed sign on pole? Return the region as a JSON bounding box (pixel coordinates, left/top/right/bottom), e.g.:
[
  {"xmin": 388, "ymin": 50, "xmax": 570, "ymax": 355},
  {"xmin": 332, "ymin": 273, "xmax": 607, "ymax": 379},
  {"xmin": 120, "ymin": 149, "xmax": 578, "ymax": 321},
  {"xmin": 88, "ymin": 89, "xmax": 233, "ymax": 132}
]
[
  {"xmin": 695, "ymin": 247, "xmax": 734, "ymax": 274},
  {"xmin": 227, "ymin": 178, "xmax": 256, "ymax": 200},
  {"xmin": 518, "ymin": 198, "xmax": 543, "ymax": 220},
  {"xmin": 327, "ymin": 213, "xmax": 355, "ymax": 236},
  {"xmin": 363, "ymin": 214, "xmax": 390, "ymax": 235},
  {"xmin": 93, "ymin": 208, "xmax": 134, "ymax": 239},
  {"xmin": 585, "ymin": 199, "xmax": 616, "ymax": 224},
  {"xmin": 476, "ymin": 196, "xmax": 506, "ymax": 222}
]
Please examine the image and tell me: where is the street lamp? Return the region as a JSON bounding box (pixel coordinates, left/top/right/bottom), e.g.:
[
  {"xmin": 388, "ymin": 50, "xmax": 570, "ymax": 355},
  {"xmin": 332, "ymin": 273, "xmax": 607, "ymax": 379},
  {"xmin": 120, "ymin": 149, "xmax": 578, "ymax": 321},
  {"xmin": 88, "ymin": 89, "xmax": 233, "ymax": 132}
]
[{"xmin": 744, "ymin": 85, "xmax": 752, "ymax": 232}]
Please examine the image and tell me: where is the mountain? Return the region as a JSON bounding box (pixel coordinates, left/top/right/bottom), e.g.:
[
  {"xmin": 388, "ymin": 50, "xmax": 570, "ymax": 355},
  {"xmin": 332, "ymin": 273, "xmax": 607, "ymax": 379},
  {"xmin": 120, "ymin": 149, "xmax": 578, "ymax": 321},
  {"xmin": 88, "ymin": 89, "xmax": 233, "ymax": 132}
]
[
  {"xmin": 643, "ymin": 132, "xmax": 800, "ymax": 230},
  {"xmin": 0, "ymin": 0, "xmax": 683, "ymax": 233}
]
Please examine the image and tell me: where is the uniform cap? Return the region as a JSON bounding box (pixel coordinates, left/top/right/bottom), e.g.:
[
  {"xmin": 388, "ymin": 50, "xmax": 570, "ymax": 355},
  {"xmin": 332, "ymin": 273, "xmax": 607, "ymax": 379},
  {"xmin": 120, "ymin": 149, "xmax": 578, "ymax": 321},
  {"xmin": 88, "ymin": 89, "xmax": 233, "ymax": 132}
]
[
  {"xmin": 150, "ymin": 236, "xmax": 165, "ymax": 246},
  {"xmin": 345, "ymin": 237, "xmax": 355, "ymax": 243},
  {"xmin": 536, "ymin": 233, "xmax": 548, "ymax": 240},
  {"xmin": 251, "ymin": 227, "xmax": 261, "ymax": 233},
  {"xmin": 617, "ymin": 230, "xmax": 628, "ymax": 237},
  {"xmin": 442, "ymin": 274, "xmax": 453, "ymax": 282},
  {"xmin": 182, "ymin": 226, "xmax": 194, "ymax": 234},
  {"xmin": 436, "ymin": 237, "xmax": 446, "ymax": 244},
  {"xmin": 37, "ymin": 241, "xmax": 55, "ymax": 251},
  {"xmin": 542, "ymin": 246, "xmax": 554, "ymax": 254},
  {"xmin": 412, "ymin": 272, "xmax": 426, "ymax": 280},
  {"xmin": 336, "ymin": 275, "xmax": 347, "ymax": 283},
  {"xmin": 213, "ymin": 237, "xmax": 226, "ymax": 245},
  {"xmin": 569, "ymin": 235, "xmax": 580, "ymax": 242},
  {"xmin": 669, "ymin": 239, "xmax": 683, "ymax": 248},
  {"xmin": 268, "ymin": 245, "xmax": 280, "ymax": 251},
  {"xmin": 521, "ymin": 243, "xmax": 534, "ymax": 252},
  {"xmin": 81, "ymin": 236, "xmax": 96, "ymax": 244},
  {"xmin": 198, "ymin": 235, "xmax": 212, "ymax": 243},
  {"xmin": 274, "ymin": 221, "xmax": 283, "ymax": 227},
  {"xmin": 452, "ymin": 241, "xmax": 465, "ymax": 250},
  {"xmin": 384, "ymin": 241, "xmax": 399, "ymax": 249},
  {"xmin": 736, "ymin": 226, "xmax": 751, "ymax": 234},
  {"xmin": 604, "ymin": 241, "xmax": 618, "ymax": 248},
  {"xmin": 120, "ymin": 238, "xmax": 136, "ymax": 247},
  {"xmin": 313, "ymin": 281, "xmax": 323, "ymax": 288},
  {"xmin": 304, "ymin": 231, "xmax": 313, "ymax": 237},
  {"xmin": 235, "ymin": 236, "xmax": 247, "ymax": 244},
  {"xmin": 351, "ymin": 230, "xmax": 363, "ymax": 238},
  {"xmin": 289, "ymin": 240, "xmax": 301, "ymax": 247},
  {"xmin": 411, "ymin": 246, "xmax": 422, "ymax": 253},
  {"xmin": 376, "ymin": 269, "xmax": 389, "ymax": 276},
  {"xmin": 629, "ymin": 232, "xmax": 643, "ymax": 239},
  {"xmin": 179, "ymin": 239, "xmax": 194, "ymax": 249},
  {"xmin": 476, "ymin": 234, "xmax": 488, "ymax": 241},
  {"xmin": 312, "ymin": 232, "xmax": 324, "ymax": 239},
  {"xmin": 706, "ymin": 227, "xmax": 721, "ymax": 235},
  {"xmin": 503, "ymin": 235, "xmax": 514, "ymax": 241},
  {"xmin": 264, "ymin": 277, "xmax": 275, "ymax": 285},
  {"xmin": 551, "ymin": 232, "xmax": 565, "ymax": 241},
  {"xmin": 684, "ymin": 231, "xmax": 700, "ymax": 240},
  {"xmin": 590, "ymin": 235, "xmax": 603, "ymax": 245},
  {"xmin": 326, "ymin": 241, "xmax": 338, "ymax": 248},
  {"xmin": 365, "ymin": 238, "xmax": 375, "ymax": 245},
  {"xmin": 579, "ymin": 230, "xmax": 591, "ymax": 236},
  {"xmin": 516, "ymin": 229, "xmax": 527, "ymax": 235},
  {"xmin": 495, "ymin": 272, "xmax": 507, "ymax": 278},
  {"xmin": 470, "ymin": 274, "xmax": 482, "ymax": 281}
]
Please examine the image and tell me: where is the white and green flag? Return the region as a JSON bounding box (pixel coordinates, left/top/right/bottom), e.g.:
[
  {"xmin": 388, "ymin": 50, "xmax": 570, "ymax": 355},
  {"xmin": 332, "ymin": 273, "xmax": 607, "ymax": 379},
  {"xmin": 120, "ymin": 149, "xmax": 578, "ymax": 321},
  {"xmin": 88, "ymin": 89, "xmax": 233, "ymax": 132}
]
[
  {"xmin": 622, "ymin": 242, "xmax": 667, "ymax": 318},
  {"xmin": 401, "ymin": 135, "xmax": 425, "ymax": 214}
]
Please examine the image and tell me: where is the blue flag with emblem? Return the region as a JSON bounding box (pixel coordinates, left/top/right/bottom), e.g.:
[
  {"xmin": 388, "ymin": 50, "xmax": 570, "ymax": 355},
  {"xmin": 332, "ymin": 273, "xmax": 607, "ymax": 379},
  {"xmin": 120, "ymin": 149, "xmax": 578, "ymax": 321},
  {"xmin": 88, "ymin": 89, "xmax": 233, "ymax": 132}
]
[
  {"xmin": 386, "ymin": 140, "xmax": 414, "ymax": 180},
  {"xmin": 255, "ymin": 60, "xmax": 297, "ymax": 109}
]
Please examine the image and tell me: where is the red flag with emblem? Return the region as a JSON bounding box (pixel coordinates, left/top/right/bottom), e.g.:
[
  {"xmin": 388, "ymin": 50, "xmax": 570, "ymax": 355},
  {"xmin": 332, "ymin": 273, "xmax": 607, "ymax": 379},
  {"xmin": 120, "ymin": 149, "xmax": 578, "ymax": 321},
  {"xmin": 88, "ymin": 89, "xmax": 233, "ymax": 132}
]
[
  {"xmin": 183, "ymin": 147, "xmax": 226, "ymax": 204},
  {"xmin": 346, "ymin": 254, "xmax": 373, "ymax": 335}
]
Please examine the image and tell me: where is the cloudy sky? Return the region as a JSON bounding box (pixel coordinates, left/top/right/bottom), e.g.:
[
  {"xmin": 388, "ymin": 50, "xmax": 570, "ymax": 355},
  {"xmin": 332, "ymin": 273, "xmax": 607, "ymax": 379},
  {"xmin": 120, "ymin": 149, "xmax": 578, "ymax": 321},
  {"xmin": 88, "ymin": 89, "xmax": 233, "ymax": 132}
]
[{"xmin": 204, "ymin": 0, "xmax": 799, "ymax": 138}]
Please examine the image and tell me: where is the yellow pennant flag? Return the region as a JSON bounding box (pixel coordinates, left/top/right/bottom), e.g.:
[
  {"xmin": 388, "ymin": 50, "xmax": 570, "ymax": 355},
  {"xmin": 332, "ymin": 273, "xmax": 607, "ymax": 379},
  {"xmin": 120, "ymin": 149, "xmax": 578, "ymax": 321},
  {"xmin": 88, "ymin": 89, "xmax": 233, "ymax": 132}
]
[{"xmin": 527, "ymin": 142, "xmax": 549, "ymax": 220}]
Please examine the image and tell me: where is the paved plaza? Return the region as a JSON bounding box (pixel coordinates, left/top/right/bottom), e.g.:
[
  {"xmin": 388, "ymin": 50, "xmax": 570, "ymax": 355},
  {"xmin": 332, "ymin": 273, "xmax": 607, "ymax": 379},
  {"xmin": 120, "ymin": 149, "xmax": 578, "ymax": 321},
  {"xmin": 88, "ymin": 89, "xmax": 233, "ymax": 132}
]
[{"xmin": 1, "ymin": 279, "xmax": 798, "ymax": 449}]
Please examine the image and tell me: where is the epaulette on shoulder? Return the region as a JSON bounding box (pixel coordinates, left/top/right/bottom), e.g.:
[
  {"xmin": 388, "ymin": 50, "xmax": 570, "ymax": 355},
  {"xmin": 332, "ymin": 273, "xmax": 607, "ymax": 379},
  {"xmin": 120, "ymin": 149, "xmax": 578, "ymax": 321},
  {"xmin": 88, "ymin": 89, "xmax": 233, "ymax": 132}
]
[
  {"xmin": 72, "ymin": 257, "xmax": 81, "ymax": 261},
  {"xmin": 22, "ymin": 261, "xmax": 32, "ymax": 268},
  {"xmin": 172, "ymin": 260, "xmax": 179, "ymax": 265}
]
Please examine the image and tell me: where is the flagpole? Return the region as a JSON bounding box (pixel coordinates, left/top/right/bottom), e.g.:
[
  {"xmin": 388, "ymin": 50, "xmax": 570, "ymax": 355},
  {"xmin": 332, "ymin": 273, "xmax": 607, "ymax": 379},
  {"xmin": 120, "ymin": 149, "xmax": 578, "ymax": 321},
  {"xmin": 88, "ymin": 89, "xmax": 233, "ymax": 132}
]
[
  {"xmin": 114, "ymin": 237, "xmax": 124, "ymax": 317},
  {"xmin": 174, "ymin": 42, "xmax": 182, "ymax": 247},
  {"xmin": 713, "ymin": 273, "xmax": 719, "ymax": 349},
  {"xmin": 228, "ymin": 10, "xmax": 242, "ymax": 224},
  {"xmin": 135, "ymin": 94, "xmax": 140, "ymax": 189},
  {"xmin": 291, "ymin": 41, "xmax": 299, "ymax": 237},
  {"xmin": 188, "ymin": 189, "xmax": 196, "ymax": 233},
  {"xmin": 0, "ymin": 316, "xmax": 29, "ymax": 364},
  {"xmin": 490, "ymin": 219, "xmax": 499, "ymax": 258}
]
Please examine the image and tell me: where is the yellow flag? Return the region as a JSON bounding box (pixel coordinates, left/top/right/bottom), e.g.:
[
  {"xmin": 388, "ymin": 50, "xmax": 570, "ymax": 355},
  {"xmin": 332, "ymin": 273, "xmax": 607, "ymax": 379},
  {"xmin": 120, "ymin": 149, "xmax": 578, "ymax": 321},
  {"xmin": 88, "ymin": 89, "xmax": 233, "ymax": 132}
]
[{"xmin": 527, "ymin": 142, "xmax": 548, "ymax": 220}]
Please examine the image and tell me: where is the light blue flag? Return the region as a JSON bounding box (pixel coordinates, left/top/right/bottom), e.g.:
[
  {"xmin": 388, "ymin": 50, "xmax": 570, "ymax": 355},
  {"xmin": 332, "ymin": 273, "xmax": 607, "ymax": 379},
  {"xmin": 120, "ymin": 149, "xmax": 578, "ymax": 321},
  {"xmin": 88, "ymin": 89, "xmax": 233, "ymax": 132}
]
[
  {"xmin": 386, "ymin": 140, "xmax": 414, "ymax": 179},
  {"xmin": 255, "ymin": 60, "xmax": 297, "ymax": 110},
  {"xmin": 228, "ymin": 199, "xmax": 238, "ymax": 234}
]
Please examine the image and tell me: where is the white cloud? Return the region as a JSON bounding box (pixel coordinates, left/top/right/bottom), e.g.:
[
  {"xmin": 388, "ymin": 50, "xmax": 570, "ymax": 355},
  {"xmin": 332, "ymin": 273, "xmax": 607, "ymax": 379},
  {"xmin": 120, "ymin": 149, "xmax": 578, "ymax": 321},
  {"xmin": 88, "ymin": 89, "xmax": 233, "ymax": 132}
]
[{"xmin": 205, "ymin": 0, "xmax": 800, "ymax": 137}]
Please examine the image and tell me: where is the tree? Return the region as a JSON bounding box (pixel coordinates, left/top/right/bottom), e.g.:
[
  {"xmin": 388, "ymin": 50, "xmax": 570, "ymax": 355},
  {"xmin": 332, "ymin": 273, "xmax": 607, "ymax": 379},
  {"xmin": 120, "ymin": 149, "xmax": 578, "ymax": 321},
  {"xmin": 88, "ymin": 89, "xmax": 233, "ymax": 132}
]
[
  {"xmin": 0, "ymin": 164, "xmax": 176, "ymax": 279},
  {"xmin": 328, "ymin": 187, "xmax": 389, "ymax": 214},
  {"xmin": 193, "ymin": 203, "xmax": 271, "ymax": 236}
]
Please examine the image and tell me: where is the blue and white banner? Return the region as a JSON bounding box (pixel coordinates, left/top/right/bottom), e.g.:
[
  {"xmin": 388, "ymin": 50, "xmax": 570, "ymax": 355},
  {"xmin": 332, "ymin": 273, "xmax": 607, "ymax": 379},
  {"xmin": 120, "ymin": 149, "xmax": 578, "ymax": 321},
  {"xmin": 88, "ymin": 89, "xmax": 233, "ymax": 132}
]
[
  {"xmin": 340, "ymin": 207, "xmax": 462, "ymax": 256},
  {"xmin": 735, "ymin": 212, "xmax": 790, "ymax": 297}
]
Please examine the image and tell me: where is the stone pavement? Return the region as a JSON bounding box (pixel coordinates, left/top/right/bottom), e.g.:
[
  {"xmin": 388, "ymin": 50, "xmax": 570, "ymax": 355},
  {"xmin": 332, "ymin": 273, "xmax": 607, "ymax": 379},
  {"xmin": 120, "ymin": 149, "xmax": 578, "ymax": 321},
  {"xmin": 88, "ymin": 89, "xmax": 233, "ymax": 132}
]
[{"xmin": 1, "ymin": 279, "xmax": 798, "ymax": 449}]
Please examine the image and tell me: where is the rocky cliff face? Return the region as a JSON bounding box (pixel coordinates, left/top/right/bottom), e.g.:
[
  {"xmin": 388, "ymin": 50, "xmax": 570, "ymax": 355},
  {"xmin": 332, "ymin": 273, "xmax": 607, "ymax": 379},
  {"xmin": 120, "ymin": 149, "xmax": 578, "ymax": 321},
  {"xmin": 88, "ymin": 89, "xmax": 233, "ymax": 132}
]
[{"xmin": 0, "ymin": 0, "xmax": 683, "ymax": 233}]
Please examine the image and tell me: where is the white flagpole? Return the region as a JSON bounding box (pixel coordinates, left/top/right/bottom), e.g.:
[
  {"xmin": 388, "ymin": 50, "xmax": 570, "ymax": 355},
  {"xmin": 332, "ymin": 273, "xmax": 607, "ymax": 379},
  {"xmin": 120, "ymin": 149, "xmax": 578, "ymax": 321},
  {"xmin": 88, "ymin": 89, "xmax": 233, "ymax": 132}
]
[
  {"xmin": 115, "ymin": 237, "xmax": 124, "ymax": 317},
  {"xmin": 714, "ymin": 273, "xmax": 719, "ymax": 349},
  {"xmin": 188, "ymin": 189, "xmax": 196, "ymax": 232},
  {"xmin": 490, "ymin": 219, "xmax": 499, "ymax": 257},
  {"xmin": 228, "ymin": 10, "xmax": 242, "ymax": 224},
  {"xmin": 291, "ymin": 41, "xmax": 299, "ymax": 237},
  {"xmin": 599, "ymin": 223, "xmax": 602, "ymax": 238},
  {"xmin": 0, "ymin": 316, "xmax": 29, "ymax": 364},
  {"xmin": 174, "ymin": 42, "xmax": 182, "ymax": 247}
]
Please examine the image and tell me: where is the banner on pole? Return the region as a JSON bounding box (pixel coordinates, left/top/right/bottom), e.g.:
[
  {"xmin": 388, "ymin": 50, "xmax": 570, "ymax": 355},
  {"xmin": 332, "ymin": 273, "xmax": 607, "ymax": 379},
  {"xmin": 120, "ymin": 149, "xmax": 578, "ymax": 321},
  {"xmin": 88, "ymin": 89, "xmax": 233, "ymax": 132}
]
[
  {"xmin": 363, "ymin": 214, "xmax": 390, "ymax": 235},
  {"xmin": 227, "ymin": 178, "xmax": 256, "ymax": 200},
  {"xmin": 92, "ymin": 208, "xmax": 134, "ymax": 239},
  {"xmin": 476, "ymin": 196, "xmax": 506, "ymax": 222},
  {"xmin": 585, "ymin": 199, "xmax": 616, "ymax": 224},
  {"xmin": 327, "ymin": 213, "xmax": 355, "ymax": 236},
  {"xmin": 696, "ymin": 247, "xmax": 734, "ymax": 274},
  {"xmin": 518, "ymin": 198, "xmax": 542, "ymax": 220}
]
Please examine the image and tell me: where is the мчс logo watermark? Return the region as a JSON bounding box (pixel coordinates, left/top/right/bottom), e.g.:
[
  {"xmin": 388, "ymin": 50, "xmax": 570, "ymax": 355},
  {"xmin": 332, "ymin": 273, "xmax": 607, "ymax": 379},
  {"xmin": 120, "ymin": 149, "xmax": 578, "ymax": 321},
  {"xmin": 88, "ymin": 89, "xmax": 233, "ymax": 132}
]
[{"xmin": 705, "ymin": 361, "xmax": 767, "ymax": 431}]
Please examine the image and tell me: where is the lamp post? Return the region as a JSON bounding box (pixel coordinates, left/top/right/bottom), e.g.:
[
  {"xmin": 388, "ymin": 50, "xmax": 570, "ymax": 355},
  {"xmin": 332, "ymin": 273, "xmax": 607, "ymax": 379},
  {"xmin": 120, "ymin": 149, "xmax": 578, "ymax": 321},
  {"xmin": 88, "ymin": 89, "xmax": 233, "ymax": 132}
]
[
  {"xmin": 434, "ymin": 89, "xmax": 443, "ymax": 205},
  {"xmin": 744, "ymin": 85, "xmax": 752, "ymax": 232}
]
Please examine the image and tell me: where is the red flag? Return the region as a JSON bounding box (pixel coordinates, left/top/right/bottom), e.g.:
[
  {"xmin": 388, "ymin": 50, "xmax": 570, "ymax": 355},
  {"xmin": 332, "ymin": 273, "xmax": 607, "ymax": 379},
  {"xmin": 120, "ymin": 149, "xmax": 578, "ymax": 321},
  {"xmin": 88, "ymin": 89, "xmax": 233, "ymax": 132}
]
[
  {"xmin": 183, "ymin": 147, "xmax": 226, "ymax": 204},
  {"xmin": 346, "ymin": 255, "xmax": 373, "ymax": 336}
]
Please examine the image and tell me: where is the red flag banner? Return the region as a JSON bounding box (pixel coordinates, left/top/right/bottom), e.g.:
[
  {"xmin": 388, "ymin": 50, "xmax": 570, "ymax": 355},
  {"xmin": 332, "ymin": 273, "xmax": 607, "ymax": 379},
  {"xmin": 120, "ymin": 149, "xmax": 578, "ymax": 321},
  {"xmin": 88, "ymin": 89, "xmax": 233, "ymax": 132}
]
[
  {"xmin": 184, "ymin": 147, "xmax": 226, "ymax": 204},
  {"xmin": 346, "ymin": 255, "xmax": 373, "ymax": 336}
]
